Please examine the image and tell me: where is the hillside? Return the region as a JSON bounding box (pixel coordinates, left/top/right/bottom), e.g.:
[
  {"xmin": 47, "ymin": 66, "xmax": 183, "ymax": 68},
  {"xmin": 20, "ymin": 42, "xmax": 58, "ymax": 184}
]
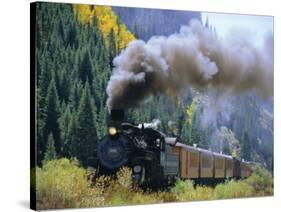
[
  {"xmin": 35, "ymin": 2, "xmax": 135, "ymax": 165},
  {"xmin": 113, "ymin": 6, "xmax": 202, "ymax": 40}
]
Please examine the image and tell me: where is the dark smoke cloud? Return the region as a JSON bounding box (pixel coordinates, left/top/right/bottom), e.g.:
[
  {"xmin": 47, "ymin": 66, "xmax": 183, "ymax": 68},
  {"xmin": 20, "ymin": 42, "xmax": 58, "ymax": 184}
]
[{"xmin": 106, "ymin": 20, "xmax": 273, "ymax": 110}]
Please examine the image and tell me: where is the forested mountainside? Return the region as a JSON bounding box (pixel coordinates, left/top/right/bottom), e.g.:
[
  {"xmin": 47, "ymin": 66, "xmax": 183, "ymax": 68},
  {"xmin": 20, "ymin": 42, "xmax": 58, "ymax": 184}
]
[
  {"xmin": 113, "ymin": 6, "xmax": 202, "ymax": 40},
  {"xmin": 35, "ymin": 2, "xmax": 273, "ymax": 171},
  {"xmin": 35, "ymin": 2, "xmax": 134, "ymax": 166}
]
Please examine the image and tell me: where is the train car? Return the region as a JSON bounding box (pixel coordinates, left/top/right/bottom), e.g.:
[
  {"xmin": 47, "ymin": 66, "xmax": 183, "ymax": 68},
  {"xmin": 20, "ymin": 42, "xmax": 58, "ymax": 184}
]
[
  {"xmin": 225, "ymin": 155, "xmax": 234, "ymax": 178},
  {"xmin": 175, "ymin": 143, "xmax": 200, "ymax": 179},
  {"xmin": 198, "ymin": 148, "xmax": 214, "ymax": 178},
  {"xmin": 213, "ymin": 152, "xmax": 226, "ymax": 179}
]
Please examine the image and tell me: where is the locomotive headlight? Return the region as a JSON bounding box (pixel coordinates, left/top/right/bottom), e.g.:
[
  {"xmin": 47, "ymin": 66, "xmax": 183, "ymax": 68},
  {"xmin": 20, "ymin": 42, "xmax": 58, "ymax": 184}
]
[
  {"xmin": 133, "ymin": 165, "xmax": 142, "ymax": 173},
  {"xmin": 108, "ymin": 127, "xmax": 117, "ymax": 136}
]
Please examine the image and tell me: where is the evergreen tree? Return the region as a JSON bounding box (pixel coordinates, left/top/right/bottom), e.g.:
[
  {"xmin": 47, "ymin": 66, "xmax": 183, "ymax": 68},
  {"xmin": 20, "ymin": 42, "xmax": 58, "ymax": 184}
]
[
  {"xmin": 59, "ymin": 68, "xmax": 70, "ymax": 102},
  {"xmin": 96, "ymin": 107, "xmax": 107, "ymax": 139},
  {"xmin": 199, "ymin": 128, "xmax": 209, "ymax": 149},
  {"xmin": 36, "ymin": 103, "xmax": 45, "ymax": 165},
  {"xmin": 44, "ymin": 133, "xmax": 57, "ymax": 162},
  {"xmin": 241, "ymin": 132, "xmax": 251, "ymax": 161},
  {"xmin": 66, "ymin": 22, "xmax": 77, "ymax": 47},
  {"xmin": 73, "ymin": 81, "xmax": 97, "ymax": 166},
  {"xmin": 38, "ymin": 59, "xmax": 52, "ymax": 100},
  {"xmin": 66, "ymin": 114, "xmax": 78, "ymax": 158},
  {"xmin": 108, "ymin": 28, "xmax": 116, "ymax": 68},
  {"xmin": 79, "ymin": 50, "xmax": 93, "ymax": 85},
  {"xmin": 69, "ymin": 80, "xmax": 83, "ymax": 110},
  {"xmin": 180, "ymin": 121, "xmax": 190, "ymax": 144},
  {"xmin": 59, "ymin": 105, "xmax": 72, "ymax": 157},
  {"xmin": 43, "ymin": 77, "xmax": 61, "ymax": 157},
  {"xmin": 58, "ymin": 17, "xmax": 65, "ymax": 44}
]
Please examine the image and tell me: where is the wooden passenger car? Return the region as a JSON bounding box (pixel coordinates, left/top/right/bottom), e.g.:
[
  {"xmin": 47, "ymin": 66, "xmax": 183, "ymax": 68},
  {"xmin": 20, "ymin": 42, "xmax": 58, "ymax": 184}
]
[
  {"xmin": 225, "ymin": 155, "xmax": 234, "ymax": 178},
  {"xmin": 171, "ymin": 141, "xmax": 252, "ymax": 181},
  {"xmin": 213, "ymin": 152, "xmax": 226, "ymax": 178},
  {"xmin": 198, "ymin": 148, "xmax": 214, "ymax": 178},
  {"xmin": 175, "ymin": 143, "xmax": 200, "ymax": 178}
]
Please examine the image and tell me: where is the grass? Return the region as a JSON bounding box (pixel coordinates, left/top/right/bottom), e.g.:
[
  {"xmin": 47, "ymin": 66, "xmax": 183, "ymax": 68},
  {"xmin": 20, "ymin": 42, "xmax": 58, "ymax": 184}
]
[{"xmin": 32, "ymin": 158, "xmax": 273, "ymax": 210}]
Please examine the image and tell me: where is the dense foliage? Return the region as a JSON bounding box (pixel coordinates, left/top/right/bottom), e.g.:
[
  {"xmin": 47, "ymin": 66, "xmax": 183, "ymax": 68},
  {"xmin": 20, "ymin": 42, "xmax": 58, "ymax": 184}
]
[
  {"xmin": 73, "ymin": 4, "xmax": 135, "ymax": 49},
  {"xmin": 36, "ymin": 2, "xmax": 122, "ymax": 166},
  {"xmin": 35, "ymin": 2, "xmax": 273, "ymax": 171},
  {"xmin": 33, "ymin": 158, "xmax": 273, "ymax": 210}
]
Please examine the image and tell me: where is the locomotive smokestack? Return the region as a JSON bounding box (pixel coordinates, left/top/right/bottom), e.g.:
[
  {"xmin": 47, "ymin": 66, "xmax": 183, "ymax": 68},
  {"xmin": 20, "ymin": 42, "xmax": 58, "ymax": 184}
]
[{"xmin": 110, "ymin": 109, "xmax": 125, "ymax": 122}]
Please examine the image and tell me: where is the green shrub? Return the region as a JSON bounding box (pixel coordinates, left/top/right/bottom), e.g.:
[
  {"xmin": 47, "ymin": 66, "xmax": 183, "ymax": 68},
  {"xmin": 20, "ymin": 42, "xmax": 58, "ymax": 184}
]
[
  {"xmin": 245, "ymin": 165, "xmax": 273, "ymax": 196},
  {"xmin": 130, "ymin": 191, "xmax": 164, "ymax": 205},
  {"xmin": 158, "ymin": 191, "xmax": 177, "ymax": 202},
  {"xmin": 35, "ymin": 159, "xmax": 273, "ymax": 209},
  {"xmin": 105, "ymin": 167, "xmax": 133, "ymax": 206},
  {"xmin": 214, "ymin": 180, "xmax": 254, "ymax": 199},
  {"xmin": 171, "ymin": 179, "xmax": 196, "ymax": 201},
  {"xmin": 35, "ymin": 158, "xmax": 104, "ymax": 209},
  {"xmin": 194, "ymin": 186, "xmax": 213, "ymax": 200}
]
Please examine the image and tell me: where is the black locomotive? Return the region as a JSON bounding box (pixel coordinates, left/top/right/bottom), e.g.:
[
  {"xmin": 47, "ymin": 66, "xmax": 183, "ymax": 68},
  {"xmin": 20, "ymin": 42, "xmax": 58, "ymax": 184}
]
[{"xmin": 90, "ymin": 110, "xmax": 252, "ymax": 188}]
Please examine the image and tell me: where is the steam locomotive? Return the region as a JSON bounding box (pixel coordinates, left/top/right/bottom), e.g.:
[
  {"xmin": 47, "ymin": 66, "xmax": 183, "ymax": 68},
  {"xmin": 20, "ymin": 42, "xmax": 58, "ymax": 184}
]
[{"xmin": 90, "ymin": 110, "xmax": 252, "ymax": 188}]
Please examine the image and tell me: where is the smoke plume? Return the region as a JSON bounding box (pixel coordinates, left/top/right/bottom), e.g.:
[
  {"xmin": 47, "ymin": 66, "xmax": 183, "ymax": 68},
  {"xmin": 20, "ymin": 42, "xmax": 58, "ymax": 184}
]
[{"xmin": 106, "ymin": 20, "xmax": 273, "ymax": 110}]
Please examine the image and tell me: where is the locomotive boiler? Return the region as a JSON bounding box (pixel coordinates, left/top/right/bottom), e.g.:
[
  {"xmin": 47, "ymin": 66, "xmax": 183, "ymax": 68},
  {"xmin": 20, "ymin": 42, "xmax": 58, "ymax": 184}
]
[{"xmin": 90, "ymin": 110, "xmax": 252, "ymax": 188}]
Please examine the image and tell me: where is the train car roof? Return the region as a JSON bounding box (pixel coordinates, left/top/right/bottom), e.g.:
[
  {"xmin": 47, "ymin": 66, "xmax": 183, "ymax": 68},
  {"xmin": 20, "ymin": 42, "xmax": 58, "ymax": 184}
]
[
  {"xmin": 175, "ymin": 142, "xmax": 234, "ymax": 159},
  {"xmin": 175, "ymin": 142, "xmax": 199, "ymax": 152},
  {"xmin": 197, "ymin": 147, "xmax": 214, "ymax": 155},
  {"xmin": 213, "ymin": 152, "xmax": 233, "ymax": 159}
]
